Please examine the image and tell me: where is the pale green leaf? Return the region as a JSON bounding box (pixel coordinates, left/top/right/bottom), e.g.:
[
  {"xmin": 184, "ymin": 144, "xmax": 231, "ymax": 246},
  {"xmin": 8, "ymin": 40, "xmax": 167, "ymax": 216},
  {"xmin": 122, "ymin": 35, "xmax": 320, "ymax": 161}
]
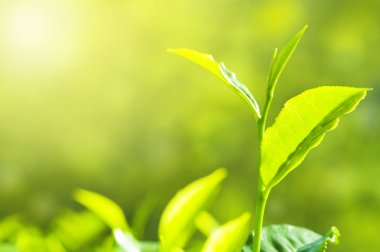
[
  {"xmin": 261, "ymin": 86, "xmax": 369, "ymax": 188},
  {"xmin": 201, "ymin": 212, "xmax": 251, "ymax": 252},
  {"xmin": 159, "ymin": 168, "xmax": 227, "ymax": 251},
  {"xmin": 242, "ymin": 224, "xmax": 340, "ymax": 252},
  {"xmin": 168, "ymin": 49, "xmax": 261, "ymax": 119},
  {"xmin": 73, "ymin": 189, "xmax": 130, "ymax": 232},
  {"xmin": 267, "ymin": 26, "xmax": 307, "ymax": 90}
]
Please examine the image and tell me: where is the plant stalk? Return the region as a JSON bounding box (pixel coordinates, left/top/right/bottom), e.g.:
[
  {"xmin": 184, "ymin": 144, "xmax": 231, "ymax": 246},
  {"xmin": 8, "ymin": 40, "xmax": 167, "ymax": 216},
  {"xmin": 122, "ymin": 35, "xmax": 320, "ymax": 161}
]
[
  {"xmin": 252, "ymin": 180, "xmax": 269, "ymax": 252},
  {"xmin": 253, "ymin": 82, "xmax": 273, "ymax": 252}
]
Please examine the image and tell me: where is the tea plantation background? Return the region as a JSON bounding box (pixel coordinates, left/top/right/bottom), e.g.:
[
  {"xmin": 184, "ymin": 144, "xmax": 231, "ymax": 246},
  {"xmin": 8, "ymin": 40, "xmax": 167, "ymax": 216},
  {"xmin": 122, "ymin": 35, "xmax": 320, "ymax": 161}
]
[{"xmin": 0, "ymin": 0, "xmax": 379, "ymax": 251}]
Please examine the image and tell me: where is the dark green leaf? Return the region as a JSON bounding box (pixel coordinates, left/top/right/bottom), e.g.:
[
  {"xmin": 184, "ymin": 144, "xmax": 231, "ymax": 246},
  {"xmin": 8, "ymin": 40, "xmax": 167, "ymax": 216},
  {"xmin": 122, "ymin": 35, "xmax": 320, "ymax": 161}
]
[{"xmin": 242, "ymin": 224, "xmax": 340, "ymax": 252}]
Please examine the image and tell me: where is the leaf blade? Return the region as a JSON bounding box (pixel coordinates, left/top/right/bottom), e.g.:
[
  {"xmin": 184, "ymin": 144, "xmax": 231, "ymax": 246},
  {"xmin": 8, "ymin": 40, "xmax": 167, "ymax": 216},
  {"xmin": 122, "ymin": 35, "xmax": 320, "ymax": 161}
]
[
  {"xmin": 201, "ymin": 212, "xmax": 251, "ymax": 252},
  {"xmin": 243, "ymin": 224, "xmax": 340, "ymax": 252},
  {"xmin": 73, "ymin": 189, "xmax": 130, "ymax": 232},
  {"xmin": 159, "ymin": 168, "xmax": 227, "ymax": 251},
  {"xmin": 260, "ymin": 86, "xmax": 369, "ymax": 187},
  {"xmin": 168, "ymin": 49, "xmax": 261, "ymax": 119},
  {"xmin": 268, "ymin": 25, "xmax": 307, "ymax": 90}
]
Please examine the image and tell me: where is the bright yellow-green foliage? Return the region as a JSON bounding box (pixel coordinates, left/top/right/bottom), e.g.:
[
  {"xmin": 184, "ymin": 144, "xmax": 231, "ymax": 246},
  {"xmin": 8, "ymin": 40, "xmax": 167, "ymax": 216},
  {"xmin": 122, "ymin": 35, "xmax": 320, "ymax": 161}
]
[
  {"xmin": 261, "ymin": 86, "xmax": 369, "ymax": 188},
  {"xmin": 74, "ymin": 189, "xmax": 130, "ymax": 232},
  {"xmin": 169, "ymin": 26, "xmax": 369, "ymax": 252},
  {"xmin": 159, "ymin": 168, "xmax": 226, "ymax": 251},
  {"xmin": 267, "ymin": 26, "xmax": 307, "ymax": 91},
  {"xmin": 0, "ymin": 1, "xmax": 378, "ymax": 251},
  {"xmin": 168, "ymin": 49, "xmax": 261, "ymax": 120},
  {"xmin": 201, "ymin": 212, "xmax": 250, "ymax": 252}
]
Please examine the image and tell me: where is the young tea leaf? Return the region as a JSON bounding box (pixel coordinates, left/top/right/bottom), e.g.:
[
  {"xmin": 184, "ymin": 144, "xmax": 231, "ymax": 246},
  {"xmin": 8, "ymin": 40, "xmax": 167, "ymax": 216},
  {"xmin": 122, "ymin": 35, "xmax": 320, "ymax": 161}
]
[
  {"xmin": 131, "ymin": 194, "xmax": 158, "ymax": 239},
  {"xmin": 159, "ymin": 168, "xmax": 227, "ymax": 252},
  {"xmin": 267, "ymin": 26, "xmax": 307, "ymax": 91},
  {"xmin": 167, "ymin": 49, "xmax": 261, "ymax": 120},
  {"xmin": 260, "ymin": 26, "xmax": 307, "ymax": 132},
  {"xmin": 73, "ymin": 189, "xmax": 130, "ymax": 232},
  {"xmin": 260, "ymin": 86, "xmax": 369, "ymax": 188},
  {"xmin": 201, "ymin": 212, "xmax": 251, "ymax": 252},
  {"xmin": 243, "ymin": 224, "xmax": 340, "ymax": 252}
]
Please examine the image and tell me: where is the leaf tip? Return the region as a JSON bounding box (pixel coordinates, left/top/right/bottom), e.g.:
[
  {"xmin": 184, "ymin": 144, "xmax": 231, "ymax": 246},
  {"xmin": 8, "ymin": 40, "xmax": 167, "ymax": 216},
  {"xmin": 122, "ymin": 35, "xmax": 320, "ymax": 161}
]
[
  {"xmin": 296, "ymin": 25, "xmax": 308, "ymax": 39},
  {"xmin": 212, "ymin": 167, "xmax": 228, "ymax": 182},
  {"xmin": 167, "ymin": 48, "xmax": 185, "ymax": 55},
  {"xmin": 72, "ymin": 187, "xmax": 88, "ymax": 200},
  {"xmin": 239, "ymin": 212, "xmax": 251, "ymax": 223}
]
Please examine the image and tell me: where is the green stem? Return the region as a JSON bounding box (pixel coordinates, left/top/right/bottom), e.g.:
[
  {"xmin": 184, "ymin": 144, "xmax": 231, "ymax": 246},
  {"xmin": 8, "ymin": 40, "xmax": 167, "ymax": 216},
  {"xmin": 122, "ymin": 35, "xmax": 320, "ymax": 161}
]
[
  {"xmin": 253, "ymin": 110, "xmax": 266, "ymax": 252},
  {"xmin": 260, "ymin": 92, "xmax": 274, "ymax": 136},
  {"xmin": 253, "ymin": 85, "xmax": 274, "ymax": 252},
  {"xmin": 252, "ymin": 48, "xmax": 277, "ymax": 252},
  {"xmin": 252, "ymin": 180, "xmax": 269, "ymax": 252}
]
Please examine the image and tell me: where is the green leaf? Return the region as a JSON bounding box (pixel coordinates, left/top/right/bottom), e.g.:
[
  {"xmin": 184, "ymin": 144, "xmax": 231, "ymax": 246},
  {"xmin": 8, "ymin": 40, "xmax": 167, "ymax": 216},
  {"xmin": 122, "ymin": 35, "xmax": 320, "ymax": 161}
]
[
  {"xmin": 73, "ymin": 189, "xmax": 130, "ymax": 232},
  {"xmin": 201, "ymin": 212, "xmax": 251, "ymax": 252},
  {"xmin": 159, "ymin": 168, "xmax": 227, "ymax": 251},
  {"xmin": 168, "ymin": 49, "xmax": 261, "ymax": 120},
  {"xmin": 297, "ymin": 227, "xmax": 340, "ymax": 252},
  {"xmin": 242, "ymin": 224, "xmax": 340, "ymax": 252},
  {"xmin": 132, "ymin": 194, "xmax": 158, "ymax": 239},
  {"xmin": 260, "ymin": 86, "xmax": 369, "ymax": 188},
  {"xmin": 267, "ymin": 26, "xmax": 307, "ymax": 91}
]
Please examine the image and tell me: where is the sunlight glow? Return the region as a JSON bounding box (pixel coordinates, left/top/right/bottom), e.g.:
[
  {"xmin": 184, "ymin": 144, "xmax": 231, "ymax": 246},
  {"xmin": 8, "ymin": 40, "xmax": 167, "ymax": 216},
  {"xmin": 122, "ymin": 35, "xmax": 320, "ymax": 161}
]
[
  {"xmin": 1, "ymin": 2, "xmax": 79, "ymax": 75},
  {"xmin": 7, "ymin": 5, "xmax": 52, "ymax": 51}
]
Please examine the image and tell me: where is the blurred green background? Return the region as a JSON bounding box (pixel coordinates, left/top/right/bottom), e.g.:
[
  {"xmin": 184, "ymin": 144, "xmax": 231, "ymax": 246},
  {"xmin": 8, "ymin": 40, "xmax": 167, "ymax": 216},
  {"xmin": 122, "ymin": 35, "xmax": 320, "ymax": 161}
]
[{"xmin": 0, "ymin": 0, "xmax": 379, "ymax": 251}]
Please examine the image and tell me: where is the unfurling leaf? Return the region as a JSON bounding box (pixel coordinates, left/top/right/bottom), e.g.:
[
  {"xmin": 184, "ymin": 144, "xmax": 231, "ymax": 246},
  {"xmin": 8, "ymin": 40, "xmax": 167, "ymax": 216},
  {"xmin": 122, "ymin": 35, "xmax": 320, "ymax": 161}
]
[
  {"xmin": 267, "ymin": 25, "xmax": 307, "ymax": 91},
  {"xmin": 201, "ymin": 212, "xmax": 250, "ymax": 252},
  {"xmin": 243, "ymin": 224, "xmax": 340, "ymax": 252},
  {"xmin": 167, "ymin": 49, "xmax": 261, "ymax": 120},
  {"xmin": 260, "ymin": 86, "xmax": 369, "ymax": 188},
  {"xmin": 159, "ymin": 168, "xmax": 227, "ymax": 251}
]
